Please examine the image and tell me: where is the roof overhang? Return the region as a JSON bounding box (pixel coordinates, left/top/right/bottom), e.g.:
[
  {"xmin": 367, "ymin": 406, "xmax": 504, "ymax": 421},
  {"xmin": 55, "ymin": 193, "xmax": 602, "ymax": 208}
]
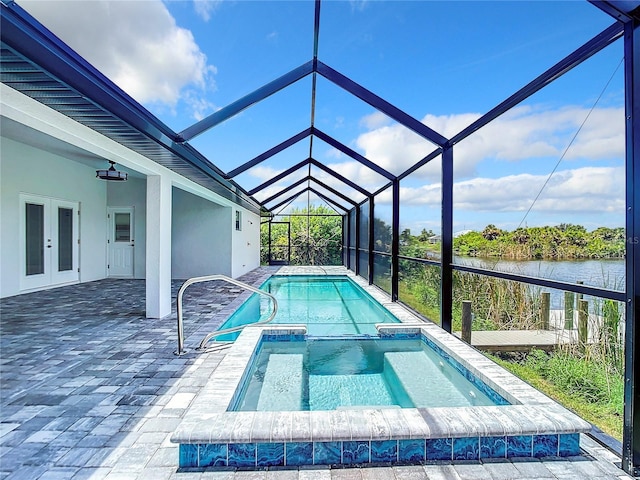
[{"xmin": 0, "ymin": 0, "xmax": 261, "ymax": 214}]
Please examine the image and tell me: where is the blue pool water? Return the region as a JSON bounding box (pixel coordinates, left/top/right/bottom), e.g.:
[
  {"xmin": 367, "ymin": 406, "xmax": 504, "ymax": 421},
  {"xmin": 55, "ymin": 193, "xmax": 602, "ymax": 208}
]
[
  {"xmin": 216, "ymin": 276, "xmax": 400, "ymax": 341},
  {"xmin": 232, "ymin": 338, "xmax": 505, "ymax": 411}
]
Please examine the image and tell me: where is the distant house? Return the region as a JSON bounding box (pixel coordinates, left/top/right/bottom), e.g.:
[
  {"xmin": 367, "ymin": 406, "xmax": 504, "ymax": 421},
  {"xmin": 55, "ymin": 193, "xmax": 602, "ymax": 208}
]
[
  {"xmin": 428, "ymin": 230, "xmax": 472, "ymax": 244},
  {"xmin": 0, "ymin": 4, "xmax": 261, "ymax": 318}
]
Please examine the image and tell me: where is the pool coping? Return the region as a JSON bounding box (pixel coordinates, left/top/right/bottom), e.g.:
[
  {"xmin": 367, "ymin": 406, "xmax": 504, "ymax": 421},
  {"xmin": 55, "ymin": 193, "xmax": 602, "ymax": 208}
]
[{"xmin": 171, "ymin": 271, "xmax": 591, "ymax": 468}]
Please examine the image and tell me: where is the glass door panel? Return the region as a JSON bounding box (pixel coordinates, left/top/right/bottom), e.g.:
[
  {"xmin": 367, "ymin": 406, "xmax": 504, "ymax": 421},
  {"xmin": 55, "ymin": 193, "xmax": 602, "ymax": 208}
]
[
  {"xmin": 25, "ymin": 203, "xmax": 45, "ymax": 276},
  {"xmin": 51, "ymin": 199, "xmax": 78, "ymax": 284},
  {"xmin": 114, "ymin": 213, "xmax": 131, "ymax": 242},
  {"xmin": 57, "ymin": 207, "xmax": 74, "ymax": 272}
]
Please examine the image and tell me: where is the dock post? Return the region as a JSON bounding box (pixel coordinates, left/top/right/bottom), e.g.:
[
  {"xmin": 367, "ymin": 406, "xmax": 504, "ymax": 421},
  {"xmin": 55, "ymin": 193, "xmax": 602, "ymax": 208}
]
[
  {"xmin": 576, "ymin": 280, "xmax": 584, "ymax": 304},
  {"xmin": 461, "ymin": 300, "xmax": 472, "ymax": 344},
  {"xmin": 578, "ymin": 299, "xmax": 589, "ymax": 348},
  {"xmin": 564, "ymin": 291, "xmax": 575, "ymax": 330},
  {"xmin": 540, "ymin": 292, "xmax": 550, "ymax": 330}
]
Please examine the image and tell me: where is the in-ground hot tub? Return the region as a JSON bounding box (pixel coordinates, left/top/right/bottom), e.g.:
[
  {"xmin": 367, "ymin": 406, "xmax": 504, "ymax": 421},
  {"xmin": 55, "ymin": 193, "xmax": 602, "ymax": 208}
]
[
  {"xmin": 232, "ymin": 335, "xmax": 506, "ymax": 412},
  {"xmin": 172, "ymin": 323, "xmax": 590, "ymax": 469}
]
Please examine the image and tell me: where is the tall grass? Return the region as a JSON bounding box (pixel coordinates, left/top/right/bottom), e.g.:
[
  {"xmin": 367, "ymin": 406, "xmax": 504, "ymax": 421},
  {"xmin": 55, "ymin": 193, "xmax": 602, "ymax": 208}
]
[
  {"xmin": 400, "ymin": 265, "xmax": 540, "ymax": 331},
  {"xmin": 494, "ymin": 348, "xmax": 624, "ymax": 439}
]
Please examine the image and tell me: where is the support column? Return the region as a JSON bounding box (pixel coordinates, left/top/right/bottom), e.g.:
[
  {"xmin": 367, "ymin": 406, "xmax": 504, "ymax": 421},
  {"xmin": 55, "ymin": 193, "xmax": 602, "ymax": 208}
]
[
  {"xmin": 345, "ymin": 213, "xmax": 351, "ymax": 269},
  {"xmin": 268, "ymin": 221, "xmax": 272, "ymax": 264},
  {"xmin": 368, "ymin": 197, "xmax": 375, "ymax": 285},
  {"xmin": 355, "ymin": 205, "xmax": 361, "ymax": 277},
  {"xmin": 441, "ymin": 147, "xmax": 453, "ymax": 332},
  {"xmin": 146, "ymin": 175, "xmax": 172, "ymax": 319},
  {"xmin": 623, "ymin": 18, "xmax": 640, "ymax": 477},
  {"xmin": 342, "ymin": 215, "xmax": 347, "ymax": 268},
  {"xmin": 391, "ymin": 179, "xmax": 400, "ymax": 302}
]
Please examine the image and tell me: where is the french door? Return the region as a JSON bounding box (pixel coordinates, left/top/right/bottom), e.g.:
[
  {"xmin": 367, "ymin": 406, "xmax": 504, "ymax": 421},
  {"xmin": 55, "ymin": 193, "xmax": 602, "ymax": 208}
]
[{"xmin": 20, "ymin": 194, "xmax": 79, "ymax": 291}]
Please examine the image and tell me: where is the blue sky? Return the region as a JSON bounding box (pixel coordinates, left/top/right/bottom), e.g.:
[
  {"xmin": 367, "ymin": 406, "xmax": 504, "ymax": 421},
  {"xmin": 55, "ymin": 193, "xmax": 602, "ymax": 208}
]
[{"xmin": 20, "ymin": 0, "xmax": 625, "ymax": 235}]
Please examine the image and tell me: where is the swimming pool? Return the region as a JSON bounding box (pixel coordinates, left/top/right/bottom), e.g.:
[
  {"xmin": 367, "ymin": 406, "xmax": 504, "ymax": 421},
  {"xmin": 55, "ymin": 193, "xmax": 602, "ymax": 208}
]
[
  {"xmin": 215, "ymin": 275, "xmax": 399, "ymax": 340},
  {"xmin": 233, "ymin": 337, "xmax": 505, "ymax": 411}
]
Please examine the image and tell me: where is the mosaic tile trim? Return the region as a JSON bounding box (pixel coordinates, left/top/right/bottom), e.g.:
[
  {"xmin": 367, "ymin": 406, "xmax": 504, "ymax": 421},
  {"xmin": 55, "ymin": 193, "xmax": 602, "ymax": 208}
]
[{"xmin": 179, "ymin": 433, "xmax": 582, "ymax": 468}]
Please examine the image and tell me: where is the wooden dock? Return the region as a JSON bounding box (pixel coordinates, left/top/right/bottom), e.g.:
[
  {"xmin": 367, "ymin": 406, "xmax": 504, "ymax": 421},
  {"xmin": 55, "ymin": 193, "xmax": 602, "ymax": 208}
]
[
  {"xmin": 454, "ymin": 329, "xmax": 581, "ymax": 352},
  {"xmin": 453, "ymin": 309, "xmax": 621, "ymax": 352}
]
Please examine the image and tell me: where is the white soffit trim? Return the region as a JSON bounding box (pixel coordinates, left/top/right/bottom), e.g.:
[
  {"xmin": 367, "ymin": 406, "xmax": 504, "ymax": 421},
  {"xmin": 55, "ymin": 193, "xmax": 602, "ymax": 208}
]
[{"xmin": 1, "ymin": 83, "xmax": 241, "ymax": 209}]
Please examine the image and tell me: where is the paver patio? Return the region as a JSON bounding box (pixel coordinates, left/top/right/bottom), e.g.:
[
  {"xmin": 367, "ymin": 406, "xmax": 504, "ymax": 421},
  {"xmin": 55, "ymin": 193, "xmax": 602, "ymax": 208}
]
[{"xmin": 0, "ymin": 268, "xmax": 632, "ymax": 479}]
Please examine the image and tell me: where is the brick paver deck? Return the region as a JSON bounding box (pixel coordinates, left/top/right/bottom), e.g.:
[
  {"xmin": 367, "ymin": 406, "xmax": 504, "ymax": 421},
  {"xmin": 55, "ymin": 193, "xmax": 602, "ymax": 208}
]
[{"xmin": 0, "ymin": 267, "xmax": 632, "ymax": 479}]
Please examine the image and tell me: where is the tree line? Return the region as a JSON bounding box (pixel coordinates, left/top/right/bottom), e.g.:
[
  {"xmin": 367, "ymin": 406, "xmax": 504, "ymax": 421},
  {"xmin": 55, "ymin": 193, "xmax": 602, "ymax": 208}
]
[
  {"xmin": 260, "ymin": 205, "xmax": 343, "ymax": 265},
  {"xmin": 454, "ymin": 224, "xmax": 625, "ymax": 259},
  {"xmin": 262, "ymin": 205, "xmax": 625, "ymax": 264}
]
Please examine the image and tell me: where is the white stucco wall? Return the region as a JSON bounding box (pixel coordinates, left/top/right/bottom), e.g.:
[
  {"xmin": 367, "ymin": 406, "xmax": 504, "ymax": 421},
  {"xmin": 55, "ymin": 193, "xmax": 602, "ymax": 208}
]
[
  {"xmin": 231, "ymin": 209, "xmax": 261, "ymax": 278},
  {"xmin": 107, "ymin": 177, "xmax": 147, "ymax": 279},
  {"xmin": 171, "ymin": 187, "xmax": 232, "ymax": 279},
  {"xmin": 0, "ymin": 137, "xmax": 107, "ymax": 298},
  {"xmin": 2, "ymin": 84, "xmax": 262, "ymax": 304}
]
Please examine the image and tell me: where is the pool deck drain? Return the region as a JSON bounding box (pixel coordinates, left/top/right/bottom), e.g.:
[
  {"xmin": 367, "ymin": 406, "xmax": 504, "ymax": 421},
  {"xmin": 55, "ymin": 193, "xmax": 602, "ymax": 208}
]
[{"xmin": 0, "ymin": 265, "xmax": 631, "ymax": 479}]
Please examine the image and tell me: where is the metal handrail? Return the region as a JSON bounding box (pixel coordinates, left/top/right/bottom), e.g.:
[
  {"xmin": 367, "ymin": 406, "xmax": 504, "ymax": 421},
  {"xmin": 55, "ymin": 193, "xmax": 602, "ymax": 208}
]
[{"xmin": 175, "ymin": 274, "xmax": 278, "ymax": 355}]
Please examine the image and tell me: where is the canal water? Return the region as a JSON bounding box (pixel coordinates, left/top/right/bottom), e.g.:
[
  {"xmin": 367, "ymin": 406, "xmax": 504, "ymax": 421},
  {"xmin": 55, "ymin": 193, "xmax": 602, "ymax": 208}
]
[
  {"xmin": 453, "ymin": 256, "xmax": 625, "ymax": 309},
  {"xmin": 454, "ymin": 257, "xmax": 625, "ymax": 288}
]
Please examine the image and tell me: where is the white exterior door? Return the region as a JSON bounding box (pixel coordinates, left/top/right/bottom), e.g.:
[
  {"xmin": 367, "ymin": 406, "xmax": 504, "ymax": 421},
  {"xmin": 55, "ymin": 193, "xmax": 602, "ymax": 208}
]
[
  {"xmin": 108, "ymin": 207, "xmax": 134, "ymax": 277},
  {"xmin": 20, "ymin": 194, "xmax": 79, "ymax": 291}
]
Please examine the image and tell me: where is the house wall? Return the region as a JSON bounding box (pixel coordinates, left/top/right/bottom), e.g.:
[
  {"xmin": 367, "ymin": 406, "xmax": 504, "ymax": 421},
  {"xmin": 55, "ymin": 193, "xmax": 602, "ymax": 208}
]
[
  {"xmin": 171, "ymin": 188, "xmax": 232, "ymax": 279},
  {"xmin": 231, "ymin": 209, "xmax": 261, "ymax": 278},
  {"xmin": 0, "ymin": 136, "xmax": 107, "ymax": 298},
  {"xmin": 107, "ymin": 177, "xmax": 147, "ymax": 279},
  {"xmin": 1, "ymin": 85, "xmax": 261, "ymax": 305}
]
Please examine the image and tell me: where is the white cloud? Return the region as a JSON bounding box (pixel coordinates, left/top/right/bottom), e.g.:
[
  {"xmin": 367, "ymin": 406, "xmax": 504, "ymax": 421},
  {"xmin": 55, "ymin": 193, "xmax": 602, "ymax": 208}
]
[
  {"xmin": 249, "ymin": 104, "xmax": 624, "ymax": 217},
  {"xmin": 389, "ymin": 166, "xmax": 624, "ymax": 214},
  {"xmin": 350, "ymin": 105, "xmax": 624, "ymax": 182},
  {"xmin": 350, "ymin": 0, "xmax": 369, "ymax": 13},
  {"xmin": 324, "ymin": 160, "xmax": 389, "ymax": 190},
  {"xmin": 248, "ymin": 165, "xmax": 284, "ymax": 181},
  {"xmin": 21, "ymin": 0, "xmax": 217, "ymax": 110},
  {"xmin": 193, "ymin": 0, "xmax": 222, "ymax": 22},
  {"xmin": 325, "ymin": 148, "xmax": 344, "ymax": 160},
  {"xmin": 183, "ymin": 91, "xmax": 218, "ymax": 121},
  {"xmin": 247, "ymin": 162, "xmax": 374, "ymax": 203},
  {"xmin": 360, "ymin": 111, "xmax": 390, "ymax": 130},
  {"xmin": 355, "ymin": 124, "xmax": 433, "ymax": 176},
  {"xmin": 248, "ymin": 166, "xmax": 307, "ymax": 203}
]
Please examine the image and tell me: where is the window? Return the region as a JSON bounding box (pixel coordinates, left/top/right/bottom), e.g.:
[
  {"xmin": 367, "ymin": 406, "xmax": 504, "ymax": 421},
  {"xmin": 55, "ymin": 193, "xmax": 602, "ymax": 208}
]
[
  {"xmin": 235, "ymin": 210, "xmax": 242, "ymax": 231},
  {"xmin": 114, "ymin": 212, "xmax": 131, "ymax": 242}
]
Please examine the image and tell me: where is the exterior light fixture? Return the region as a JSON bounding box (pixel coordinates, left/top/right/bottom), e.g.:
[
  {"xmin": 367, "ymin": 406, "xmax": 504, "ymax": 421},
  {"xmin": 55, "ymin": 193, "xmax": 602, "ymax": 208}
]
[{"xmin": 96, "ymin": 160, "xmax": 127, "ymax": 181}]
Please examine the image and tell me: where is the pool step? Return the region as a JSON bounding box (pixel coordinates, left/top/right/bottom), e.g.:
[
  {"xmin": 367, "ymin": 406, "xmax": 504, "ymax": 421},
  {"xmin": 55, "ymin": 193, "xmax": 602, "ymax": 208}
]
[
  {"xmin": 257, "ymin": 354, "xmax": 304, "ymax": 411},
  {"xmin": 383, "ymin": 351, "xmax": 451, "ymax": 408}
]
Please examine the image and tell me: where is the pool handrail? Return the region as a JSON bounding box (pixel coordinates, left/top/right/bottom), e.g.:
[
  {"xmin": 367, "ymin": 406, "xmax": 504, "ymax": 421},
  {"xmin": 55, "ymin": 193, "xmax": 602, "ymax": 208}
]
[{"xmin": 175, "ymin": 274, "xmax": 278, "ymax": 355}]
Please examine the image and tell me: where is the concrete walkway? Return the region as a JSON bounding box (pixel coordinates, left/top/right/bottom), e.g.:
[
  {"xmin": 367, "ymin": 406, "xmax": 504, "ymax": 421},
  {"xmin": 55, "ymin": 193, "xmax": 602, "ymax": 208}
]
[{"xmin": 0, "ymin": 268, "xmax": 632, "ymax": 479}]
